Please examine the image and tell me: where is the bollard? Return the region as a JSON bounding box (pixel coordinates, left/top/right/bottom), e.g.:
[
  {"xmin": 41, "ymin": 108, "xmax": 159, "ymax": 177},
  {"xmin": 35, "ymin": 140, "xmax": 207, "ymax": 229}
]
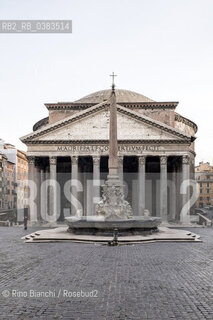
[{"xmin": 108, "ymin": 228, "xmax": 119, "ymax": 246}]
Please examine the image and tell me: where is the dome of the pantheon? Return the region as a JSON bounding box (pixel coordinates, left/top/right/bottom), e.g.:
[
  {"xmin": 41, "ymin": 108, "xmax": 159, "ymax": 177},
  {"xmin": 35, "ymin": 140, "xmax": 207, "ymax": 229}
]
[{"xmin": 74, "ymin": 89, "xmax": 154, "ymax": 104}]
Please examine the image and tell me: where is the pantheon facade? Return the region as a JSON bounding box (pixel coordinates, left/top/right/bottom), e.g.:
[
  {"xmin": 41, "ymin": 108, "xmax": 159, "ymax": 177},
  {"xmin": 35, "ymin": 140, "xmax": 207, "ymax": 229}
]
[{"xmin": 21, "ymin": 89, "xmax": 197, "ymax": 223}]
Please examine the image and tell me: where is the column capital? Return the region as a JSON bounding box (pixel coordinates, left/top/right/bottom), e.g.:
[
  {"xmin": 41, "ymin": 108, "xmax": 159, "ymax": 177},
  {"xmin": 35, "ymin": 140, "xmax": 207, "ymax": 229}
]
[
  {"xmin": 160, "ymin": 156, "xmax": 167, "ymax": 165},
  {"xmin": 93, "ymin": 156, "xmax": 101, "ymax": 165},
  {"xmin": 182, "ymin": 155, "xmax": 190, "ymax": 165},
  {"xmin": 49, "ymin": 156, "xmax": 57, "ymax": 165},
  {"xmin": 71, "ymin": 156, "xmax": 78, "ymax": 165},
  {"xmin": 27, "ymin": 156, "xmax": 35, "ymax": 165},
  {"xmin": 138, "ymin": 156, "xmax": 146, "ymax": 166}
]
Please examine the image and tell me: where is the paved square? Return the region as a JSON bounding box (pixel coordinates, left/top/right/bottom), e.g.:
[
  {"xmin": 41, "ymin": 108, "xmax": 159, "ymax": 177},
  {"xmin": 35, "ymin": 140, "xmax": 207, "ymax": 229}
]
[{"xmin": 0, "ymin": 226, "xmax": 213, "ymax": 320}]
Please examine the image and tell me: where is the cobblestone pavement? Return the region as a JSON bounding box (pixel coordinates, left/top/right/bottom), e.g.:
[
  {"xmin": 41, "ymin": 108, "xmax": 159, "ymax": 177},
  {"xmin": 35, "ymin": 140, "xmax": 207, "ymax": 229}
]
[{"xmin": 0, "ymin": 226, "xmax": 213, "ymax": 320}]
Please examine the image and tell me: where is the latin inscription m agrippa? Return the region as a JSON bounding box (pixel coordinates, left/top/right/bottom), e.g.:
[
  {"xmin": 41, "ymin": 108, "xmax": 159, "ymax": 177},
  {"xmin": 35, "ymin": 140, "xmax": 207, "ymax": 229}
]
[{"xmin": 56, "ymin": 145, "xmax": 159, "ymax": 152}]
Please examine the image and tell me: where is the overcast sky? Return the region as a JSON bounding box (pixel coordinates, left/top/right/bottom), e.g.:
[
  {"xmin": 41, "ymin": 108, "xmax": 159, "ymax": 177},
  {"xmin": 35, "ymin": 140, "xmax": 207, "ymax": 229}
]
[{"xmin": 0, "ymin": 0, "xmax": 212, "ymax": 165}]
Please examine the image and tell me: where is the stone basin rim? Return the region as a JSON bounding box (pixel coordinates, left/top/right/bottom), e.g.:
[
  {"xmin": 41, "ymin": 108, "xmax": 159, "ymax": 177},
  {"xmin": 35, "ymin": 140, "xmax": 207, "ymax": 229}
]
[{"xmin": 65, "ymin": 216, "xmax": 162, "ymax": 230}]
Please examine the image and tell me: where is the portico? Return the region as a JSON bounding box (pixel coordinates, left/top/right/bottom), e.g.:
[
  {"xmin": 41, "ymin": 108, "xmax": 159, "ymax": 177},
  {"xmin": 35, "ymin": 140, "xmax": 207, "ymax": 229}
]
[{"xmin": 27, "ymin": 150, "xmax": 191, "ymax": 222}]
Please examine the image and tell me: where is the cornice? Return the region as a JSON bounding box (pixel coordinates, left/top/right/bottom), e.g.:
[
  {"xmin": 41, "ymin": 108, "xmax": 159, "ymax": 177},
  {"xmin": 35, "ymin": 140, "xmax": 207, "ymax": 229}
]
[
  {"xmin": 24, "ymin": 139, "xmax": 191, "ymax": 145},
  {"xmin": 33, "ymin": 117, "xmax": 49, "ymax": 131},
  {"xmin": 175, "ymin": 113, "xmax": 198, "ymax": 133},
  {"xmin": 119, "ymin": 101, "xmax": 178, "ymax": 109},
  {"xmin": 45, "ymin": 103, "xmax": 95, "ymax": 110},
  {"xmin": 45, "ymin": 101, "xmax": 179, "ymax": 110}
]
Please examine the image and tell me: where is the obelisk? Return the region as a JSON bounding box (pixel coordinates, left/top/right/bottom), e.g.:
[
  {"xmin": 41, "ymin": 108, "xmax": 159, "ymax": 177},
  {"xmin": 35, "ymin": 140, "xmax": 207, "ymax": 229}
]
[
  {"xmin": 96, "ymin": 73, "xmax": 133, "ymax": 219},
  {"xmin": 108, "ymin": 80, "xmax": 119, "ymax": 178}
]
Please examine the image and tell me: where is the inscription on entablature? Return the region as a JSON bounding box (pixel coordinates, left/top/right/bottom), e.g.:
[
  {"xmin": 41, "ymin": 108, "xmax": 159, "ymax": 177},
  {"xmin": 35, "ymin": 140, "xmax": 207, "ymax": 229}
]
[{"xmin": 56, "ymin": 145, "xmax": 160, "ymax": 153}]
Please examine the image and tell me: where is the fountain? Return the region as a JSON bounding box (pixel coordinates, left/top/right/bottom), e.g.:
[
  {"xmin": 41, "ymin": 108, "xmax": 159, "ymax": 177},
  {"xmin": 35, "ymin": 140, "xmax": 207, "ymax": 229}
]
[{"xmin": 65, "ymin": 76, "xmax": 161, "ymax": 236}]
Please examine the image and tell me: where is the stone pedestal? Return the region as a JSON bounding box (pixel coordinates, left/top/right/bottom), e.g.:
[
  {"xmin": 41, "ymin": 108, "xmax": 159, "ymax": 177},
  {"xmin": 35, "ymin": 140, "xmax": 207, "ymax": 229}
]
[{"xmin": 71, "ymin": 156, "xmax": 80, "ymax": 215}]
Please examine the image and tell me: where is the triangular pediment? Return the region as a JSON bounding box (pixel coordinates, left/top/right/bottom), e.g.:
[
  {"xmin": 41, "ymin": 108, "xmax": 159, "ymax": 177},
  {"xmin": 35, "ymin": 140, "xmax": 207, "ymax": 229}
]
[{"xmin": 21, "ymin": 102, "xmax": 191, "ymax": 143}]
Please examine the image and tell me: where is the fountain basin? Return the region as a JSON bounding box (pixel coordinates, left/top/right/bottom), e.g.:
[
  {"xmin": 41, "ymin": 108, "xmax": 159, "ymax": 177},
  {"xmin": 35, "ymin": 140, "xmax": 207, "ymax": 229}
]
[{"xmin": 65, "ymin": 216, "xmax": 162, "ymax": 236}]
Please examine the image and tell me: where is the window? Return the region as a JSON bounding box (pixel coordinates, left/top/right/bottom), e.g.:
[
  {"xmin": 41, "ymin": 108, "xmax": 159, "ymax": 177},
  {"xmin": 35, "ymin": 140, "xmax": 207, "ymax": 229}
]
[
  {"xmin": 207, "ymin": 182, "xmax": 209, "ymax": 188},
  {"xmin": 200, "ymin": 182, "xmax": 202, "ymax": 187},
  {"xmin": 207, "ymin": 189, "xmax": 209, "ymax": 194},
  {"xmin": 200, "ymin": 197, "xmax": 203, "ymax": 201},
  {"xmin": 200, "ymin": 188, "xmax": 202, "ymax": 193},
  {"xmin": 207, "ymin": 197, "xmax": 210, "ymax": 202}
]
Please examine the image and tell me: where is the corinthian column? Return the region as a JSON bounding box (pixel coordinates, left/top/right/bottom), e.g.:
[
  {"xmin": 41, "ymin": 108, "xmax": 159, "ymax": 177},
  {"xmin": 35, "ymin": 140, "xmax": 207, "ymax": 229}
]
[
  {"xmin": 34, "ymin": 160, "xmax": 41, "ymax": 222},
  {"xmin": 71, "ymin": 156, "xmax": 79, "ymax": 215},
  {"xmin": 138, "ymin": 156, "xmax": 146, "ymax": 216},
  {"xmin": 160, "ymin": 156, "xmax": 167, "ymax": 221},
  {"xmin": 40, "ymin": 167, "xmax": 45, "ymax": 221},
  {"xmin": 181, "ymin": 155, "xmax": 190, "ymax": 223},
  {"xmin": 49, "ymin": 156, "xmax": 57, "ymax": 220},
  {"xmin": 27, "ymin": 156, "xmax": 37, "ymax": 222},
  {"xmin": 93, "ymin": 156, "xmax": 101, "ymax": 212},
  {"xmin": 171, "ymin": 163, "xmax": 177, "ymax": 221}
]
